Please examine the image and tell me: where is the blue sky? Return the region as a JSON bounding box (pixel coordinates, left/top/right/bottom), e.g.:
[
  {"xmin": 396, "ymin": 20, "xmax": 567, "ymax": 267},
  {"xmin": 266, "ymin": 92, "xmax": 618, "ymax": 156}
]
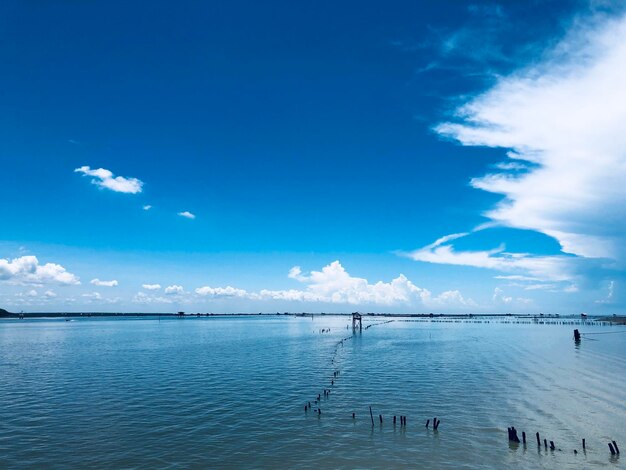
[{"xmin": 1, "ymin": 0, "xmax": 625, "ymax": 313}]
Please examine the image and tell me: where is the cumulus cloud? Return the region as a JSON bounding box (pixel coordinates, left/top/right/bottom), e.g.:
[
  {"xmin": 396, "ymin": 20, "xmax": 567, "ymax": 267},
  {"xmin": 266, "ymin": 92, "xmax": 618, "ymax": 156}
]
[
  {"xmin": 90, "ymin": 278, "xmax": 118, "ymax": 287},
  {"xmin": 0, "ymin": 256, "xmax": 80, "ymax": 285},
  {"xmin": 143, "ymin": 205, "xmax": 152, "ymax": 211},
  {"xmin": 194, "ymin": 261, "xmax": 474, "ymax": 308},
  {"xmin": 165, "ymin": 285, "xmax": 184, "ymax": 295},
  {"xmin": 434, "ymin": 12, "xmax": 626, "ymax": 264},
  {"xmin": 142, "ymin": 284, "xmax": 161, "ymax": 290},
  {"xmin": 178, "ymin": 211, "xmax": 196, "ymax": 220},
  {"xmin": 75, "ymin": 166, "xmax": 143, "ymax": 194},
  {"xmin": 44, "ymin": 290, "xmax": 57, "ymax": 298}
]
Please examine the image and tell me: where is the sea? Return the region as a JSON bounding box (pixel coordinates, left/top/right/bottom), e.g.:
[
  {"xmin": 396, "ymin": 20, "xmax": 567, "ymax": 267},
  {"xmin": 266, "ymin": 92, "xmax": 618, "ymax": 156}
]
[{"xmin": 1, "ymin": 315, "xmax": 624, "ymax": 469}]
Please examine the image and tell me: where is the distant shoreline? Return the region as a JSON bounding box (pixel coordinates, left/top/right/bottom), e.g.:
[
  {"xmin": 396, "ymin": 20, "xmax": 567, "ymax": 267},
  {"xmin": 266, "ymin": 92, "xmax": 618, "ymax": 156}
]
[{"xmin": 1, "ymin": 309, "xmax": 624, "ymax": 323}]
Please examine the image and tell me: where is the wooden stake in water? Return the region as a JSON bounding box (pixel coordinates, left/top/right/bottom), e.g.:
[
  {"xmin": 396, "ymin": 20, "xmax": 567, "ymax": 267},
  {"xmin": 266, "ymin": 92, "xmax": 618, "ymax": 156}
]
[{"xmin": 369, "ymin": 406, "xmax": 374, "ymax": 427}]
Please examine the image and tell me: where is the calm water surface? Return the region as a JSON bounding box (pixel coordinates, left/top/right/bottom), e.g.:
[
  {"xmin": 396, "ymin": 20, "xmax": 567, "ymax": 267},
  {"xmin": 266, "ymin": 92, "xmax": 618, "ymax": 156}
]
[{"xmin": 1, "ymin": 316, "xmax": 625, "ymax": 469}]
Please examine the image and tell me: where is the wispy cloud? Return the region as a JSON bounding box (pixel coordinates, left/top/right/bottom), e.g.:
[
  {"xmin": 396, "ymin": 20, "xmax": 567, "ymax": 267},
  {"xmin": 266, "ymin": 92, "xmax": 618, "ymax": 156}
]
[
  {"xmin": 403, "ymin": 232, "xmax": 579, "ymax": 286},
  {"xmin": 143, "ymin": 205, "xmax": 152, "ymax": 211},
  {"xmin": 595, "ymin": 280, "xmax": 615, "ymax": 304},
  {"xmin": 0, "ymin": 256, "xmax": 80, "ymax": 285},
  {"xmin": 394, "ymin": 3, "xmax": 517, "ymax": 77},
  {"xmin": 82, "ymin": 292, "xmax": 102, "ymax": 301},
  {"xmin": 133, "ymin": 292, "xmax": 172, "ymax": 304},
  {"xmin": 178, "ymin": 211, "xmax": 196, "ymax": 220},
  {"xmin": 75, "ymin": 166, "xmax": 143, "ymax": 194},
  {"xmin": 492, "ymin": 287, "xmax": 532, "ymax": 306},
  {"xmin": 90, "ymin": 278, "xmax": 118, "ymax": 287}
]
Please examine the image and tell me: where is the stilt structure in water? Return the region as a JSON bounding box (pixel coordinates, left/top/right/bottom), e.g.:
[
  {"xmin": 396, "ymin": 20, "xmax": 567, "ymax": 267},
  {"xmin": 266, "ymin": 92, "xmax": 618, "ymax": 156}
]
[{"xmin": 352, "ymin": 312, "xmax": 362, "ymax": 332}]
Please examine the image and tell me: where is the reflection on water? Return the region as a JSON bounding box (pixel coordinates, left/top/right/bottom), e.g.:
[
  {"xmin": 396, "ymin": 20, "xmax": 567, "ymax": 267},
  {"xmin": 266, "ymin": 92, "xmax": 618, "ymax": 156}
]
[{"xmin": 0, "ymin": 316, "xmax": 624, "ymax": 469}]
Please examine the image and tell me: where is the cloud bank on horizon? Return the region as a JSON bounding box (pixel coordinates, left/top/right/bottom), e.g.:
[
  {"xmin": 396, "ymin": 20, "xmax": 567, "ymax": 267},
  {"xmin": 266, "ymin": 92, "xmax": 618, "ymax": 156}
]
[{"xmin": 133, "ymin": 260, "xmax": 476, "ymax": 309}]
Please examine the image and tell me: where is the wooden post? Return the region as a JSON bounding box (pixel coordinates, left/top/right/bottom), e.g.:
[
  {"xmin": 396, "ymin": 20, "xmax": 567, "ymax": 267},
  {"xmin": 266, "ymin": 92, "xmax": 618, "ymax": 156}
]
[
  {"xmin": 369, "ymin": 406, "xmax": 374, "ymax": 427},
  {"xmin": 536, "ymin": 432, "xmax": 541, "ymax": 446},
  {"xmin": 609, "ymin": 443, "xmax": 616, "ymax": 455},
  {"xmin": 425, "ymin": 419, "xmax": 430, "ymax": 428},
  {"xmin": 522, "ymin": 432, "xmax": 526, "ymax": 444},
  {"xmin": 574, "ymin": 329, "xmax": 581, "ymax": 341},
  {"xmin": 508, "ymin": 427, "xmax": 520, "ymax": 443},
  {"xmin": 613, "ymin": 441, "xmax": 620, "ymax": 454},
  {"xmin": 393, "ymin": 415, "xmax": 396, "ymax": 425},
  {"xmin": 550, "ymin": 441, "xmax": 555, "ymax": 451},
  {"xmin": 544, "ymin": 439, "xmax": 548, "ymax": 449},
  {"xmin": 582, "ymin": 438, "xmax": 585, "ymax": 450},
  {"xmin": 379, "ymin": 414, "xmax": 383, "ymax": 424}
]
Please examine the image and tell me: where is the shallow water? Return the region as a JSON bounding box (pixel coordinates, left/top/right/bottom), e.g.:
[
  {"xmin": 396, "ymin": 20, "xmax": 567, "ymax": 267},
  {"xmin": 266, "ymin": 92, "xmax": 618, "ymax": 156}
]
[{"xmin": 0, "ymin": 316, "xmax": 624, "ymax": 469}]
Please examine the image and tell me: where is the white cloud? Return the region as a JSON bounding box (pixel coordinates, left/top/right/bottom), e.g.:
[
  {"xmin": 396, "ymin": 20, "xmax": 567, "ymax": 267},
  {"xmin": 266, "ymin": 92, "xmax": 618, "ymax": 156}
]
[
  {"xmin": 75, "ymin": 166, "xmax": 143, "ymax": 194},
  {"xmin": 26, "ymin": 289, "xmax": 38, "ymax": 297},
  {"xmin": 82, "ymin": 292, "xmax": 102, "ymax": 300},
  {"xmin": 404, "ymin": 232, "xmax": 576, "ymax": 283},
  {"xmin": 195, "ymin": 286, "xmax": 249, "ymax": 298},
  {"xmin": 178, "ymin": 211, "xmax": 196, "ymax": 220},
  {"xmin": 493, "ymin": 161, "xmax": 528, "ymax": 171},
  {"xmin": 90, "ymin": 278, "xmax": 118, "ymax": 287},
  {"xmin": 133, "ymin": 292, "xmax": 172, "ymax": 304},
  {"xmin": 596, "ymin": 280, "xmax": 615, "ymax": 304},
  {"xmin": 142, "ymin": 283, "xmax": 161, "ymax": 290},
  {"xmin": 492, "ymin": 287, "xmax": 533, "ymax": 306},
  {"xmin": 44, "ymin": 290, "xmax": 57, "ymax": 298},
  {"xmin": 165, "ymin": 285, "xmax": 184, "ymax": 295},
  {"xmin": 278, "ymin": 260, "xmax": 432, "ymax": 306},
  {"xmin": 434, "ymin": 12, "xmax": 626, "ymax": 263},
  {"xmin": 0, "ymin": 256, "xmax": 80, "ymax": 285},
  {"xmin": 143, "ymin": 205, "xmax": 152, "ymax": 211},
  {"xmin": 287, "ymin": 266, "xmax": 305, "ymax": 281},
  {"xmin": 193, "ymin": 261, "xmax": 474, "ymax": 308}
]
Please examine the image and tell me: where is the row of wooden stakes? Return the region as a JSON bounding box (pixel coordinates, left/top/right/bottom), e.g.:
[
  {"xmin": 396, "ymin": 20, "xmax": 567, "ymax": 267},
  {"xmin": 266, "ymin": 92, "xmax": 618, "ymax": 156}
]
[
  {"xmin": 366, "ymin": 407, "xmax": 441, "ymax": 430},
  {"xmin": 508, "ymin": 426, "xmax": 620, "ymax": 455}
]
